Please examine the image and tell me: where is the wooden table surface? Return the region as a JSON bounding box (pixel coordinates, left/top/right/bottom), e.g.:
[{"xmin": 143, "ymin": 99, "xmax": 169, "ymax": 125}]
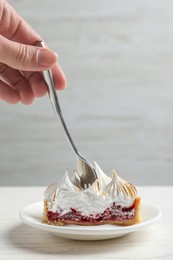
[
  {"xmin": 0, "ymin": 0, "xmax": 173, "ymax": 186},
  {"xmin": 0, "ymin": 186, "xmax": 172, "ymax": 260}
]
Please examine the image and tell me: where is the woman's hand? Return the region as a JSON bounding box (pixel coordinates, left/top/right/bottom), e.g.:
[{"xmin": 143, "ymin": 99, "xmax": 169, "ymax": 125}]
[{"xmin": 0, "ymin": 0, "xmax": 66, "ymax": 105}]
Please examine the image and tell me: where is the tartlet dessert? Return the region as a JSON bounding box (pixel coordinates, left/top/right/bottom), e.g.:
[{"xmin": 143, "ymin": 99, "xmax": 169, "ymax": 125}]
[{"xmin": 42, "ymin": 162, "xmax": 140, "ymax": 226}]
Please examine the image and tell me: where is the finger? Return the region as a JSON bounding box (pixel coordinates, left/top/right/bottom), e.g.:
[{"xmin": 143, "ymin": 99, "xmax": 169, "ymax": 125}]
[
  {"xmin": 23, "ymin": 62, "xmax": 67, "ymax": 97},
  {"xmin": 0, "ymin": 80, "xmax": 20, "ymax": 104},
  {"xmin": 51, "ymin": 63, "xmax": 67, "ymax": 90},
  {"xmin": 0, "ymin": 0, "xmax": 40, "ymax": 44},
  {"xmin": 23, "ymin": 71, "xmax": 47, "ymax": 98},
  {"xmin": 0, "ymin": 1, "xmax": 66, "ymax": 89},
  {"xmin": 0, "ymin": 63, "xmax": 34, "ymax": 104},
  {"xmin": 0, "ymin": 35, "xmax": 58, "ymax": 71}
]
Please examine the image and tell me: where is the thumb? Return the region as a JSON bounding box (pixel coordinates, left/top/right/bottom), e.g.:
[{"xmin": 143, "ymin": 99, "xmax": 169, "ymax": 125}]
[{"xmin": 0, "ymin": 35, "xmax": 57, "ymax": 71}]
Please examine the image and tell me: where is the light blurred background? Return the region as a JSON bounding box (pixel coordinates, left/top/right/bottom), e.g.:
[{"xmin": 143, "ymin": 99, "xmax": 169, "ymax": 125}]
[{"xmin": 0, "ymin": 0, "xmax": 173, "ymax": 186}]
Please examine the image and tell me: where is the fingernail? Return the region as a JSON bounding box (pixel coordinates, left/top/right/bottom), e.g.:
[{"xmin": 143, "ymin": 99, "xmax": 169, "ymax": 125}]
[{"xmin": 38, "ymin": 49, "xmax": 58, "ymax": 67}]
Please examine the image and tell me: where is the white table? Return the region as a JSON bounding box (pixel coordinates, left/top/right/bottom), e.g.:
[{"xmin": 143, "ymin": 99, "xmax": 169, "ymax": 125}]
[{"xmin": 0, "ymin": 186, "xmax": 172, "ymax": 260}]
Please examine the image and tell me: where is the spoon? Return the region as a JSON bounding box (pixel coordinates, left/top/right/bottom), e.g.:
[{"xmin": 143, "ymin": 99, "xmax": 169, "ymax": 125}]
[{"xmin": 35, "ymin": 41, "xmax": 97, "ymax": 189}]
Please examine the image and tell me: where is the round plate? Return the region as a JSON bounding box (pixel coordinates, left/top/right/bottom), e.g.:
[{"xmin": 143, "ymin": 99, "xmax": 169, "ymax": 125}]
[{"xmin": 19, "ymin": 201, "xmax": 161, "ymax": 241}]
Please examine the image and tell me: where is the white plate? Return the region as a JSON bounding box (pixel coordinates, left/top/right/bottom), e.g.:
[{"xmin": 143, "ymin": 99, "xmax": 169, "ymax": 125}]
[{"xmin": 19, "ymin": 201, "xmax": 161, "ymax": 241}]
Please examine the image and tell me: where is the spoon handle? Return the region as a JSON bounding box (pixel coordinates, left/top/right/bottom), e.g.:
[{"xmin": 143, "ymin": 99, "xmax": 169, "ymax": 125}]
[{"xmin": 35, "ymin": 41, "xmax": 79, "ymax": 158}]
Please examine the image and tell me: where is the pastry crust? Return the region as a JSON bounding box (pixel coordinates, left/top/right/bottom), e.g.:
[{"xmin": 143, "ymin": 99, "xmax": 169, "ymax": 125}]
[{"xmin": 42, "ymin": 197, "xmax": 141, "ymax": 226}]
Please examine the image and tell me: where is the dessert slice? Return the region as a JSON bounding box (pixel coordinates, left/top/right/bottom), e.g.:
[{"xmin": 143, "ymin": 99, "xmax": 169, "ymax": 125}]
[{"xmin": 42, "ymin": 162, "xmax": 140, "ymax": 226}]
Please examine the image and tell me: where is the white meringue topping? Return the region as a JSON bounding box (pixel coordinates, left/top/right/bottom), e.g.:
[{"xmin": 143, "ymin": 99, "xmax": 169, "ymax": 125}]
[{"xmin": 44, "ymin": 162, "xmax": 137, "ymax": 215}]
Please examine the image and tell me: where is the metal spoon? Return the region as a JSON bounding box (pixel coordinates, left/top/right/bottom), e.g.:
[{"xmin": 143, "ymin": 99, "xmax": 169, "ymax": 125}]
[{"xmin": 35, "ymin": 41, "xmax": 97, "ymax": 189}]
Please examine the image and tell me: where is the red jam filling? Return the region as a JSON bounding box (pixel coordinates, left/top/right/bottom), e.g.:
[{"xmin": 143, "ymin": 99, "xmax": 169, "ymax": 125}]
[{"xmin": 47, "ymin": 201, "xmax": 137, "ymax": 223}]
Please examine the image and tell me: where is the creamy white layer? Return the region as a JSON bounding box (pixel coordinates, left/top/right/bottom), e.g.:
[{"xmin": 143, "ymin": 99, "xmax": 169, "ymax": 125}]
[{"xmin": 44, "ymin": 162, "xmax": 137, "ymax": 216}]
